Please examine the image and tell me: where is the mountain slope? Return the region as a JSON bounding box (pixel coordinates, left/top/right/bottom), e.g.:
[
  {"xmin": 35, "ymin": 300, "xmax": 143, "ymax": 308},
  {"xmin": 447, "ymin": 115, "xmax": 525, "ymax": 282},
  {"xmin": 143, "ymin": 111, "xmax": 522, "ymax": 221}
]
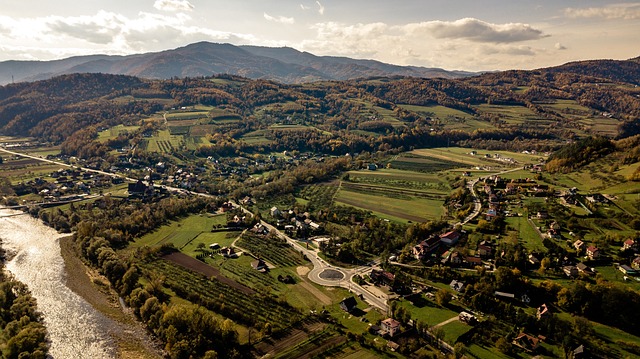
[
  {"xmin": 0, "ymin": 42, "xmax": 473, "ymax": 85},
  {"xmin": 542, "ymin": 57, "xmax": 640, "ymax": 85}
]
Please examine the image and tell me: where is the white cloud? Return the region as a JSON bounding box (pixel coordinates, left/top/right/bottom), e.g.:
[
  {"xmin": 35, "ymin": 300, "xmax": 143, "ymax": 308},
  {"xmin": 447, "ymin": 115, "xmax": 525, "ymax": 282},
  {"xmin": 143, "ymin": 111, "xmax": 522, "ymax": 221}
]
[
  {"xmin": 405, "ymin": 18, "xmax": 547, "ymax": 43},
  {"xmin": 153, "ymin": 0, "xmax": 194, "ymax": 12},
  {"xmin": 300, "ymin": 4, "xmax": 310, "ymax": 10},
  {"xmin": 46, "ymin": 10, "xmax": 126, "ymax": 44},
  {"xmin": 555, "ymin": 42, "xmax": 567, "ymax": 50},
  {"xmin": 263, "ymin": 13, "xmax": 295, "ymax": 24},
  {"xmin": 316, "ymin": 1, "xmax": 325, "ymax": 15},
  {"xmin": 565, "ymin": 3, "xmax": 640, "ymax": 20}
]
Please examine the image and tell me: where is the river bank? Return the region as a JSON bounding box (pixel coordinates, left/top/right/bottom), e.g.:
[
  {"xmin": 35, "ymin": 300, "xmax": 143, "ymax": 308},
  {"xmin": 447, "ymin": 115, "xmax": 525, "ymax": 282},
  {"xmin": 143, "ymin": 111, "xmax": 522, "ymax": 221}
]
[
  {"xmin": 58, "ymin": 236, "xmax": 164, "ymax": 359},
  {"xmin": 0, "ymin": 208, "xmax": 162, "ymax": 359}
]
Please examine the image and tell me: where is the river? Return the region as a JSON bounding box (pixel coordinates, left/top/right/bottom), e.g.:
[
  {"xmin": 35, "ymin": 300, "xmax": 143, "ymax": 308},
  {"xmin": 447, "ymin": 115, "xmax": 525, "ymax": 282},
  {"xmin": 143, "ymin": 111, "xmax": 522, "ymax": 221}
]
[{"xmin": 0, "ymin": 208, "xmax": 116, "ymax": 358}]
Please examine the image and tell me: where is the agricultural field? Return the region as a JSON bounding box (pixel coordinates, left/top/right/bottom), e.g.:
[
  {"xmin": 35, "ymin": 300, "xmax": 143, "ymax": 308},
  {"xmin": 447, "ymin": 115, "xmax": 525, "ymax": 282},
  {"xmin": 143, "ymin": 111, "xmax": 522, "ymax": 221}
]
[
  {"xmin": 235, "ymin": 233, "xmax": 306, "ymax": 268},
  {"xmin": 97, "ymin": 125, "xmax": 140, "ymax": 142},
  {"xmin": 398, "ymin": 104, "xmax": 473, "ymax": 120},
  {"xmin": 142, "ymin": 129, "xmax": 185, "ymax": 153},
  {"xmin": 335, "ymin": 186, "xmax": 444, "ymax": 223}
]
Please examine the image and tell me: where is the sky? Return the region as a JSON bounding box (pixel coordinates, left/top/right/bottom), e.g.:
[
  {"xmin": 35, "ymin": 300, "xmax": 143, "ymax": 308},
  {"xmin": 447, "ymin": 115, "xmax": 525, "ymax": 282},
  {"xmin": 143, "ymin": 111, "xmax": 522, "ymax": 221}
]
[{"xmin": 0, "ymin": 0, "xmax": 639, "ymax": 71}]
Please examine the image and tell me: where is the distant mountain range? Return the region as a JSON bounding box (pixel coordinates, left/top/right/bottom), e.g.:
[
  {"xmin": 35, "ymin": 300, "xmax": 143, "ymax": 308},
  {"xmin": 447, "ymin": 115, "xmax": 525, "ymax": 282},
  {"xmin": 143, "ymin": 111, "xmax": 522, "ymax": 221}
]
[{"xmin": 0, "ymin": 42, "xmax": 477, "ymax": 85}]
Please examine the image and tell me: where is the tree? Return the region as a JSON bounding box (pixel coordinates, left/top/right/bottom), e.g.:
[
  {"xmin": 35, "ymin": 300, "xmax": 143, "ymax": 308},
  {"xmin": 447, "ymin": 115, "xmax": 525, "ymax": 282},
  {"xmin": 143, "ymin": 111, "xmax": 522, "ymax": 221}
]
[
  {"xmin": 496, "ymin": 337, "xmax": 511, "ymax": 354},
  {"xmin": 435, "ymin": 288, "xmax": 452, "ymax": 307}
]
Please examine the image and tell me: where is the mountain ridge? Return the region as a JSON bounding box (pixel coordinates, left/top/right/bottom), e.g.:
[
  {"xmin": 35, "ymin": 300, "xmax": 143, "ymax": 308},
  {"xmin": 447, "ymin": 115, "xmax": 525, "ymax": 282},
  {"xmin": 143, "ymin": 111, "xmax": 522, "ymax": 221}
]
[{"xmin": 0, "ymin": 42, "xmax": 476, "ymax": 85}]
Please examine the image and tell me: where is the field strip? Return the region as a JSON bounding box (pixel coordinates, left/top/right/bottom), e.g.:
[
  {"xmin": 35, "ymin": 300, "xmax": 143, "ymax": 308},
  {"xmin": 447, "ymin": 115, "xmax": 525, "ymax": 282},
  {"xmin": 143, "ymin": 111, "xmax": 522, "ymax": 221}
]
[
  {"xmin": 335, "ymin": 197, "xmax": 427, "ymax": 223},
  {"xmin": 298, "ymin": 276, "xmax": 332, "ymax": 305}
]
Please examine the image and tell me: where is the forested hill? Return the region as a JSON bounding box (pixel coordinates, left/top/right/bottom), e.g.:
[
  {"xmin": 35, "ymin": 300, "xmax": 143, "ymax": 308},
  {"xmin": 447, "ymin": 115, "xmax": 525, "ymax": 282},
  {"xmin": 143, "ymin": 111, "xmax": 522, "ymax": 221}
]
[
  {"xmin": 542, "ymin": 57, "xmax": 640, "ymax": 85},
  {"xmin": 0, "ymin": 42, "xmax": 474, "ymax": 85},
  {"xmin": 1, "ymin": 60, "xmax": 639, "ymax": 158}
]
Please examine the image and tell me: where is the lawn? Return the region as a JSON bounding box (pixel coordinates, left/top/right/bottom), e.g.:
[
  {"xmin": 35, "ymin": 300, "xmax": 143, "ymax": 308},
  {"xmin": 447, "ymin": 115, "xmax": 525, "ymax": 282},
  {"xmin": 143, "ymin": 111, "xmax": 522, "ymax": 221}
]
[
  {"xmin": 506, "ymin": 217, "xmax": 546, "ymax": 253},
  {"xmin": 396, "ymin": 296, "xmax": 459, "ymax": 327},
  {"xmin": 440, "ymin": 320, "xmax": 473, "ymax": 343}
]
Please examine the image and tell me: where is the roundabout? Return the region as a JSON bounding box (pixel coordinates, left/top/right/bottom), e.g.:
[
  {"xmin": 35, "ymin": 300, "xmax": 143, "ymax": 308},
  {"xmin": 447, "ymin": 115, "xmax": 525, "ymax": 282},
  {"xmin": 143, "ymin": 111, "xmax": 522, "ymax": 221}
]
[{"xmin": 318, "ymin": 268, "xmax": 345, "ymax": 281}]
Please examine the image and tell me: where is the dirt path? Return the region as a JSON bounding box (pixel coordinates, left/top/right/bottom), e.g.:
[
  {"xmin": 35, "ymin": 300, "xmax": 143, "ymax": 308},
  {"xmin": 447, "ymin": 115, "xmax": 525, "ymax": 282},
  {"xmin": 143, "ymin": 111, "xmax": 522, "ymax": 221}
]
[
  {"xmin": 432, "ymin": 315, "xmax": 459, "ymax": 328},
  {"xmin": 162, "ymin": 252, "xmax": 255, "ymax": 295},
  {"xmin": 296, "ymin": 266, "xmax": 332, "ymax": 305}
]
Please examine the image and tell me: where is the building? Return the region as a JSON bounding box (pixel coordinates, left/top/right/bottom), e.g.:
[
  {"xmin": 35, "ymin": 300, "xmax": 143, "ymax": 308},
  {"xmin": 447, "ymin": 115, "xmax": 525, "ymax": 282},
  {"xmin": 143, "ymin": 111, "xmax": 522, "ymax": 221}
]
[
  {"xmin": 380, "ymin": 318, "xmax": 401, "ymax": 337},
  {"xmin": 450, "ymin": 280, "xmax": 465, "ymax": 292},
  {"xmin": 512, "ymin": 332, "xmax": 540, "ymax": 352},
  {"xmin": 339, "ymin": 297, "xmax": 358, "ymax": 313},
  {"xmin": 536, "ymin": 304, "xmax": 550, "ymax": 320},
  {"xmin": 586, "ymin": 246, "xmax": 601, "ymax": 260},
  {"xmin": 439, "ymin": 230, "xmax": 461, "ymax": 246},
  {"xmin": 412, "ymin": 236, "xmax": 440, "ymax": 260}
]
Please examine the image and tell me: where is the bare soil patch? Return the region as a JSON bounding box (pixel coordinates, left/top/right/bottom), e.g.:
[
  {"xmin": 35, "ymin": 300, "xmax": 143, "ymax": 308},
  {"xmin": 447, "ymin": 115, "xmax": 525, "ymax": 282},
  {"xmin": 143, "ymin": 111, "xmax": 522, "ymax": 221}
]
[
  {"xmin": 162, "ymin": 252, "xmax": 255, "ymax": 295},
  {"xmin": 296, "ymin": 266, "xmax": 310, "ymax": 276}
]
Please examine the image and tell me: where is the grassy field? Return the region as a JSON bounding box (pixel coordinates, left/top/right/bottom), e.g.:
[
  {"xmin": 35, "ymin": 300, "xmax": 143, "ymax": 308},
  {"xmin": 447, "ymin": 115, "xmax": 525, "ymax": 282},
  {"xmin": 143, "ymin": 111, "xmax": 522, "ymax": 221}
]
[
  {"xmin": 335, "ymin": 187, "xmax": 444, "ymax": 223},
  {"xmin": 132, "ymin": 213, "xmax": 228, "ymax": 249},
  {"xmin": 398, "ymin": 104, "xmax": 473, "ymax": 120},
  {"xmin": 396, "ymin": 296, "xmax": 459, "ymax": 327}
]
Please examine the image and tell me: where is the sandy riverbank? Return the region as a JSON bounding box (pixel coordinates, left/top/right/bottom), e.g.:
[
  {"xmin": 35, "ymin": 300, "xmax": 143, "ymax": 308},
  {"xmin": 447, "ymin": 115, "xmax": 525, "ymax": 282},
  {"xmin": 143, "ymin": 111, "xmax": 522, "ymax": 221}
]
[{"xmin": 58, "ymin": 236, "xmax": 164, "ymax": 359}]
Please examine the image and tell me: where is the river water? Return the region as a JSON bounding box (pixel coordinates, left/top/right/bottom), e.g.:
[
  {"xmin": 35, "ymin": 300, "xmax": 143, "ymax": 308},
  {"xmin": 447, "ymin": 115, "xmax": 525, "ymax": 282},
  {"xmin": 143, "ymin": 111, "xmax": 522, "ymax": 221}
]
[{"xmin": 0, "ymin": 208, "xmax": 116, "ymax": 358}]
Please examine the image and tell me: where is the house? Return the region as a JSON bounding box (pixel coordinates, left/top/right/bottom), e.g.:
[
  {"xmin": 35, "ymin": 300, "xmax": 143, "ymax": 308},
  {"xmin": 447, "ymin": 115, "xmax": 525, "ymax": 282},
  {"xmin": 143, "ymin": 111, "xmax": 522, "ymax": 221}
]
[
  {"xmin": 573, "ymin": 239, "xmax": 585, "ymax": 253},
  {"xmin": 563, "ymin": 265, "xmax": 578, "ymax": 277},
  {"xmin": 380, "ymin": 318, "xmax": 401, "ymax": 337},
  {"xmin": 450, "ymin": 280, "xmax": 465, "ymax": 292},
  {"xmin": 208, "ymin": 243, "xmax": 220, "ymax": 250},
  {"xmin": 477, "ymin": 241, "xmax": 493, "ymax": 258},
  {"xmin": 386, "ymin": 341, "xmax": 399, "ymax": 352},
  {"xmin": 270, "ymin": 206, "xmax": 282, "ymax": 218},
  {"xmin": 572, "ymin": 344, "xmax": 585, "ymax": 359},
  {"xmin": 370, "ymin": 270, "xmax": 395, "ymax": 287},
  {"xmin": 528, "ymin": 254, "xmax": 541, "ymax": 266},
  {"xmin": 440, "ymin": 230, "xmax": 461, "ymax": 246},
  {"xmin": 632, "ymin": 257, "xmax": 640, "ymax": 270},
  {"xmin": 220, "ymin": 247, "xmax": 238, "ymax": 258},
  {"xmin": 240, "ymin": 196, "xmax": 254, "ymax": 206},
  {"xmin": 576, "ymin": 262, "xmax": 595, "ymax": 275},
  {"xmin": 128, "ymin": 180, "xmax": 151, "ymax": 197},
  {"xmin": 367, "ymin": 163, "xmax": 378, "ymax": 171},
  {"xmin": 449, "ymin": 251, "xmax": 464, "ymax": 265},
  {"xmin": 458, "ymin": 311, "xmax": 477, "ymax": 325},
  {"xmin": 465, "ymin": 256, "xmax": 482, "ymax": 268},
  {"xmin": 512, "ymin": 332, "xmax": 540, "ymax": 352},
  {"xmin": 339, "ymin": 297, "xmax": 358, "ymax": 313},
  {"xmin": 536, "ymin": 304, "xmax": 550, "ymax": 320},
  {"xmin": 622, "ymin": 239, "xmax": 637, "ymax": 252},
  {"xmin": 412, "ymin": 236, "xmax": 440, "ymax": 260},
  {"xmin": 251, "ymin": 258, "xmax": 268, "ymax": 271},
  {"xmin": 586, "ymin": 246, "xmax": 601, "ymax": 260},
  {"xmin": 618, "ymin": 264, "xmax": 636, "ymax": 275}
]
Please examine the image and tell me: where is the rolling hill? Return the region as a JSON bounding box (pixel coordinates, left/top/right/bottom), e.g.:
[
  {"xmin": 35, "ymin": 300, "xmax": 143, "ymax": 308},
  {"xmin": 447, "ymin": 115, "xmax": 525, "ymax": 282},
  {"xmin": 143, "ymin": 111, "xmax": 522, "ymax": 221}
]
[{"xmin": 0, "ymin": 42, "xmax": 475, "ymax": 85}]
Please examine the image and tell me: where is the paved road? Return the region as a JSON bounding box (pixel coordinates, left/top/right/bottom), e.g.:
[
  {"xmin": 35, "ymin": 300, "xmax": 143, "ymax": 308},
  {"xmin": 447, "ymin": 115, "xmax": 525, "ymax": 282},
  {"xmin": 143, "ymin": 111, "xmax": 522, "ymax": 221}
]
[{"xmin": 456, "ymin": 166, "xmax": 524, "ymax": 226}]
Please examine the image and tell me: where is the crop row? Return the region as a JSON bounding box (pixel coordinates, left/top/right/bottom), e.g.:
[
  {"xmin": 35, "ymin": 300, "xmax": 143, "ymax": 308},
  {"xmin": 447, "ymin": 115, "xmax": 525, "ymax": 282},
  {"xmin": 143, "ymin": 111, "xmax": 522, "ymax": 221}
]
[
  {"xmin": 298, "ymin": 184, "xmax": 338, "ymax": 210},
  {"xmin": 236, "ymin": 234, "xmax": 305, "ymax": 268},
  {"xmin": 143, "ymin": 259, "xmax": 299, "ymax": 329}
]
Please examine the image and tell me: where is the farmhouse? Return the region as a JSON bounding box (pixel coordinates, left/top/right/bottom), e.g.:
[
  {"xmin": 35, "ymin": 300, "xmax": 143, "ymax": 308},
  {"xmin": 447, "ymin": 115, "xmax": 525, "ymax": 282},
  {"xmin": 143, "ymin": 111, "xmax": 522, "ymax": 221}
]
[
  {"xmin": 412, "ymin": 236, "xmax": 440, "ymax": 260},
  {"xmin": 380, "ymin": 318, "xmax": 401, "ymax": 337},
  {"xmin": 251, "ymin": 258, "xmax": 268, "ymax": 271},
  {"xmin": 633, "ymin": 257, "xmax": 640, "ymax": 270},
  {"xmin": 573, "ymin": 239, "xmax": 585, "ymax": 253},
  {"xmin": 618, "ymin": 264, "xmax": 636, "ymax": 275},
  {"xmin": 563, "ymin": 265, "xmax": 578, "ymax": 277},
  {"xmin": 339, "ymin": 297, "xmax": 358, "ymax": 313}
]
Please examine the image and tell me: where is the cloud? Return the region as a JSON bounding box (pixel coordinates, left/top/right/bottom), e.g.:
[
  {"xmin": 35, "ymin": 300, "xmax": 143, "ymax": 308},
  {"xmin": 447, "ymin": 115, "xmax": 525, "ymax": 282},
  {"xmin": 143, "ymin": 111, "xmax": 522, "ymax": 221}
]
[
  {"xmin": 263, "ymin": 13, "xmax": 295, "ymax": 24},
  {"xmin": 405, "ymin": 18, "xmax": 547, "ymax": 43},
  {"xmin": 153, "ymin": 0, "xmax": 194, "ymax": 12},
  {"xmin": 300, "ymin": 4, "xmax": 310, "ymax": 10},
  {"xmin": 316, "ymin": 1, "xmax": 325, "ymax": 15},
  {"xmin": 46, "ymin": 11, "xmax": 126, "ymax": 44},
  {"xmin": 565, "ymin": 3, "xmax": 640, "ymax": 20},
  {"xmin": 555, "ymin": 42, "xmax": 567, "ymax": 50}
]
